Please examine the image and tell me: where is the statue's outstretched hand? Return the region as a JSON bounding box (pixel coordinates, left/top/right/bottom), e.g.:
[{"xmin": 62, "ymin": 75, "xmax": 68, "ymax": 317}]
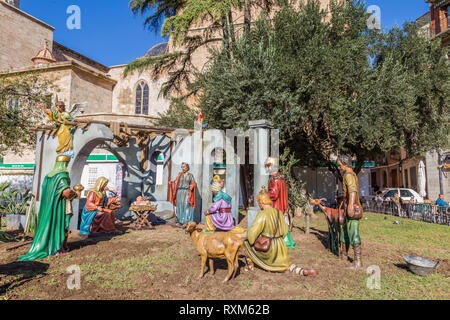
[{"xmin": 62, "ymin": 188, "xmax": 77, "ymax": 200}]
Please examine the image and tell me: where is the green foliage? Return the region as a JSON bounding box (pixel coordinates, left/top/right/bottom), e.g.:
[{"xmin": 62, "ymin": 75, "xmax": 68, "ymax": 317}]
[
  {"xmin": 25, "ymin": 201, "xmax": 37, "ymax": 234},
  {"xmin": 0, "ymin": 182, "xmax": 32, "ymax": 216},
  {"xmin": 194, "ymin": 0, "xmax": 449, "ymax": 173},
  {"xmin": 130, "ymin": 0, "xmax": 449, "ymax": 173},
  {"xmin": 126, "ymin": 0, "xmax": 276, "ymax": 97},
  {"xmin": 0, "ymin": 72, "xmax": 55, "ymax": 157},
  {"xmin": 367, "ymin": 23, "xmax": 450, "ymax": 157},
  {"xmin": 123, "ymin": 52, "xmax": 182, "ymax": 79},
  {"xmin": 161, "ymin": 0, "xmax": 243, "ymax": 45},
  {"xmin": 154, "ymin": 98, "xmax": 198, "ymax": 129},
  {"xmin": 279, "ymin": 148, "xmax": 309, "ymax": 211},
  {"xmin": 129, "ymin": 0, "xmax": 186, "ymax": 33}
]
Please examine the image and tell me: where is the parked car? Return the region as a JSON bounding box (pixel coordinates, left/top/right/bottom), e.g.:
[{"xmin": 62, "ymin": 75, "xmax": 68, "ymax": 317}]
[
  {"xmin": 364, "ymin": 188, "xmax": 424, "ymax": 204},
  {"xmin": 380, "ymin": 188, "xmax": 424, "ymax": 204}
]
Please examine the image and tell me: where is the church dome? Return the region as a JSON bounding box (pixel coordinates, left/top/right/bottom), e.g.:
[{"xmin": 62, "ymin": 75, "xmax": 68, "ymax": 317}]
[
  {"xmin": 31, "ymin": 42, "xmax": 56, "ymax": 65},
  {"xmin": 139, "ymin": 43, "xmax": 169, "ymax": 60}
]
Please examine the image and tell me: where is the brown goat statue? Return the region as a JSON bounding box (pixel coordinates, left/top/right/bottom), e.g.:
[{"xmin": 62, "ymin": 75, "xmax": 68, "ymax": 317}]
[{"xmin": 183, "ymin": 221, "xmax": 244, "ymax": 283}]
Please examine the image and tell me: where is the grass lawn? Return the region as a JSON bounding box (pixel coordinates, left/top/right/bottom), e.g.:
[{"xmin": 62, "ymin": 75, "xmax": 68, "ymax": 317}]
[{"xmin": 0, "ymin": 212, "xmax": 448, "ymax": 300}]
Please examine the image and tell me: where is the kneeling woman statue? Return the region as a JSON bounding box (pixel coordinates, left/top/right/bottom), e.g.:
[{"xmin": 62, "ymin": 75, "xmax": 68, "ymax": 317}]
[{"xmin": 80, "ymin": 177, "xmax": 121, "ymax": 236}]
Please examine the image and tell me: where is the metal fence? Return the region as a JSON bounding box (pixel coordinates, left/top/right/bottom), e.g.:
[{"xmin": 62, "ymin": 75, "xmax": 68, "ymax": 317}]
[{"xmin": 362, "ymin": 200, "xmax": 450, "ymax": 226}]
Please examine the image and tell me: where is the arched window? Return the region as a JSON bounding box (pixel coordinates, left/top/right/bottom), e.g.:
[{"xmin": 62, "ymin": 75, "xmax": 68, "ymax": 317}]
[
  {"xmin": 7, "ymin": 98, "xmax": 19, "ymax": 123},
  {"xmin": 135, "ymin": 81, "xmax": 149, "ymax": 115}
]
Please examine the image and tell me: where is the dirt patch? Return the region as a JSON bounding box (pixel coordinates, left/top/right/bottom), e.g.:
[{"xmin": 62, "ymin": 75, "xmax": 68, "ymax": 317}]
[{"xmin": 0, "ymin": 215, "xmax": 448, "ymax": 300}]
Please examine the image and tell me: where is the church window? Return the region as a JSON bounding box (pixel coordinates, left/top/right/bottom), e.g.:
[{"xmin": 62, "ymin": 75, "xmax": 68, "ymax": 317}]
[
  {"xmin": 135, "ymin": 81, "xmax": 149, "ymax": 115},
  {"xmin": 7, "ymin": 98, "xmax": 19, "ymax": 123}
]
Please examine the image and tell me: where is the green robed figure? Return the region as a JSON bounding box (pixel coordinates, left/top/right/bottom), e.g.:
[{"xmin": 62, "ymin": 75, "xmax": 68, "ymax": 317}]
[{"xmin": 19, "ymin": 155, "xmax": 80, "ymax": 261}]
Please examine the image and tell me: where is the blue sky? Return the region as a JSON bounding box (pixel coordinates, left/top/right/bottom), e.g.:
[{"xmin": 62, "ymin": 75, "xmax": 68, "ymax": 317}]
[{"xmin": 20, "ymin": 0, "xmax": 431, "ymax": 67}]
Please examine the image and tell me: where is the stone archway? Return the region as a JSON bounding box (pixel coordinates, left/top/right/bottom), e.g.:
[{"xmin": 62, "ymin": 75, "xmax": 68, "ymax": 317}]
[
  {"xmin": 32, "ymin": 119, "xmax": 273, "ymax": 231},
  {"xmin": 33, "ymin": 123, "xmax": 155, "ymax": 229},
  {"xmin": 70, "ymin": 138, "xmax": 131, "ymax": 229}
]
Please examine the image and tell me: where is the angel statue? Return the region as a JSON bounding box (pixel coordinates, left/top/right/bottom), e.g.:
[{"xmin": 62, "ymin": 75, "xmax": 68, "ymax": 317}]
[{"xmin": 40, "ymin": 100, "xmax": 83, "ymax": 158}]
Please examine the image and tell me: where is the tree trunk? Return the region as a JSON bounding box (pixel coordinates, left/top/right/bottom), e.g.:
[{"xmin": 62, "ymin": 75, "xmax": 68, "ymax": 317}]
[
  {"xmin": 305, "ymin": 212, "xmax": 310, "ymax": 234},
  {"xmin": 228, "ymin": 10, "xmax": 236, "ymax": 44},
  {"xmin": 244, "ymin": 0, "xmax": 251, "ymax": 31},
  {"xmin": 221, "ymin": 15, "xmax": 230, "ymax": 56}
]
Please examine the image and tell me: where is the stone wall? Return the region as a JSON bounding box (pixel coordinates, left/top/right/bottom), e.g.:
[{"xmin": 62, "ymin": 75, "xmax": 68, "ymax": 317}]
[
  {"xmin": 293, "ymin": 167, "xmax": 371, "ymax": 203},
  {"xmin": 1, "ymin": 149, "xmax": 35, "ymax": 164},
  {"xmin": 70, "ymin": 68, "xmax": 114, "ymax": 114},
  {"xmin": 52, "ymin": 42, "xmax": 109, "ymax": 74},
  {"xmin": 0, "ymin": 1, "xmax": 54, "ymax": 71},
  {"xmin": 108, "ymin": 65, "xmax": 170, "ymax": 119},
  {"xmin": 0, "ymin": 172, "xmax": 33, "ymax": 191},
  {"xmin": 425, "ymin": 151, "xmax": 450, "ymax": 201}
]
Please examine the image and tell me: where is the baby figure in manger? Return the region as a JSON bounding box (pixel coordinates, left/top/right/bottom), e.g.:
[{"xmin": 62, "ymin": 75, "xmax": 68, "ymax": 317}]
[{"xmin": 134, "ymin": 196, "xmax": 151, "ymax": 206}]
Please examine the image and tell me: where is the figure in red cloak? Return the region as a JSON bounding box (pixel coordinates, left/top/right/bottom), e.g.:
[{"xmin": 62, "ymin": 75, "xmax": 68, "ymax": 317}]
[
  {"xmin": 169, "ymin": 162, "xmax": 197, "ymax": 225},
  {"xmin": 268, "ymin": 171, "xmax": 296, "ymax": 248}
]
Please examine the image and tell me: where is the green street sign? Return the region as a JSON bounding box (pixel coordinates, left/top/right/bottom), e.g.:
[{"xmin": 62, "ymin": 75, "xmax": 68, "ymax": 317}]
[
  {"xmin": 87, "ymin": 155, "xmax": 119, "ymax": 162},
  {"xmin": 0, "ymin": 164, "xmax": 35, "ymax": 169},
  {"xmin": 330, "ymin": 161, "xmax": 375, "ymax": 168}
]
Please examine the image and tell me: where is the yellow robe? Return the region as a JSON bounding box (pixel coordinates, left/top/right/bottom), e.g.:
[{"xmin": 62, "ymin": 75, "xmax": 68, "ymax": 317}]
[
  {"xmin": 49, "ymin": 111, "xmax": 73, "ymax": 154},
  {"xmin": 243, "ymin": 208, "xmax": 292, "ymax": 272},
  {"xmin": 343, "ymin": 172, "xmax": 358, "ymax": 196}
]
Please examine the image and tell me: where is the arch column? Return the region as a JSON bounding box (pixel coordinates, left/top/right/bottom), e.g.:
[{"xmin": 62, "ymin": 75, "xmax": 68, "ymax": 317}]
[{"xmin": 248, "ymin": 120, "xmax": 272, "ymax": 228}]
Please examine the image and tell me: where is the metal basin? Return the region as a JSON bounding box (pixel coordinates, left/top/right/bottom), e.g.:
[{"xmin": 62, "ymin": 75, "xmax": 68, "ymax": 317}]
[{"xmin": 403, "ymin": 255, "xmax": 441, "ymax": 276}]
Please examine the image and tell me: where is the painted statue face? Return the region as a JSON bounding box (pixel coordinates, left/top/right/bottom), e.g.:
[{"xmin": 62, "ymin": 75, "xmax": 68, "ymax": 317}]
[
  {"xmin": 181, "ymin": 164, "xmax": 189, "ymax": 173},
  {"xmin": 100, "ymin": 180, "xmax": 108, "ymax": 191},
  {"xmin": 257, "ymin": 199, "xmax": 264, "ymax": 210},
  {"xmin": 136, "ymin": 196, "xmax": 143, "ymax": 202},
  {"xmin": 337, "ymin": 161, "xmax": 346, "ymax": 172},
  {"xmin": 57, "ymin": 105, "xmax": 65, "ymax": 113}
]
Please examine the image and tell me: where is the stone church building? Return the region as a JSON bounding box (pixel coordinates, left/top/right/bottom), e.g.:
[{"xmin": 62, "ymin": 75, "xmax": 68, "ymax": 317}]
[{"xmin": 0, "ymin": 0, "xmax": 171, "ymax": 192}]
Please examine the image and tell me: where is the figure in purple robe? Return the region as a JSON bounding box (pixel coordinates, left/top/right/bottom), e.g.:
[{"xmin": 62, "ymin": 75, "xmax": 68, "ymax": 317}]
[{"xmin": 204, "ymin": 176, "xmax": 245, "ymax": 233}]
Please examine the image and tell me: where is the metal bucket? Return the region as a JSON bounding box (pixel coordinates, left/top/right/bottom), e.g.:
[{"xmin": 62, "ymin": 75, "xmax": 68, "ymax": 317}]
[{"xmin": 403, "ymin": 255, "xmax": 441, "ymax": 276}]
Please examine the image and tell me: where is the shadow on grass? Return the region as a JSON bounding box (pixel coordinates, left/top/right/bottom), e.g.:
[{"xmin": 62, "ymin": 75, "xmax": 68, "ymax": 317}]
[
  {"xmin": 68, "ymin": 233, "xmax": 125, "ymax": 251},
  {"xmin": 198, "ymin": 255, "xmax": 249, "ymax": 280},
  {"xmin": 68, "ymin": 227, "xmax": 129, "ymax": 252},
  {"xmin": 0, "ymin": 261, "xmax": 49, "ymax": 295},
  {"xmin": 309, "ymin": 227, "xmax": 332, "ymax": 249},
  {"xmin": 394, "ymin": 263, "xmax": 409, "ymax": 272}
]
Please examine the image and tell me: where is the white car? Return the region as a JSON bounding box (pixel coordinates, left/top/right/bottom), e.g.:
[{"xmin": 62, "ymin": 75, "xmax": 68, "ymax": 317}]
[{"xmin": 379, "ymin": 188, "xmax": 424, "ymax": 204}]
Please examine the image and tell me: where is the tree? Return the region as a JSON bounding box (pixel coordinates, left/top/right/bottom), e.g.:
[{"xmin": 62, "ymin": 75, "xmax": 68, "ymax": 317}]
[
  {"xmin": 189, "ymin": 0, "xmax": 449, "ymax": 179},
  {"xmin": 125, "ymin": 0, "xmax": 276, "ymax": 98},
  {"xmin": 155, "ymin": 98, "xmax": 198, "ymax": 129},
  {"xmin": 279, "ymin": 148, "xmax": 311, "ymax": 233},
  {"xmin": 0, "ymin": 72, "xmax": 55, "ymax": 158}
]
